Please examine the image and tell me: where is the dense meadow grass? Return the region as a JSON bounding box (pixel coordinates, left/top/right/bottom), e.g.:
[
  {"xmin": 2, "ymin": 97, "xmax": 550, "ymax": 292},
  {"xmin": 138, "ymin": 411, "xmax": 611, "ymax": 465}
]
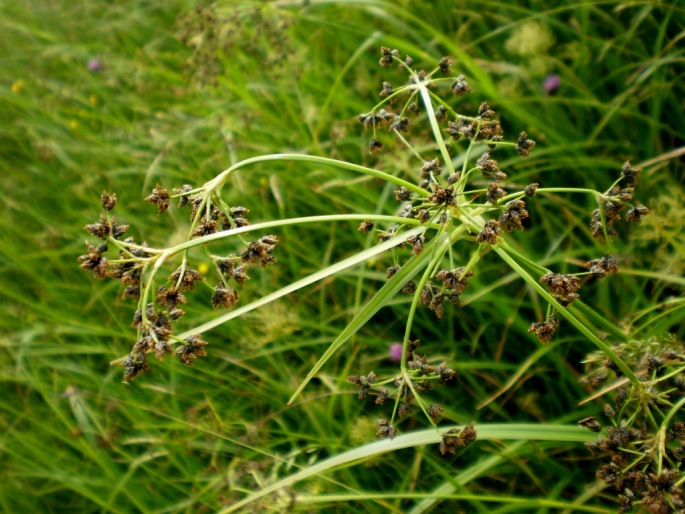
[{"xmin": 1, "ymin": 1, "xmax": 684, "ymax": 512}]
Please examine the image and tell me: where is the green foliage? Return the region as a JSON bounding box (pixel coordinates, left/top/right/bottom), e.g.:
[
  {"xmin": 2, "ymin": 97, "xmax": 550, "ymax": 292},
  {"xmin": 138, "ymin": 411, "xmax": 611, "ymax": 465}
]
[{"xmin": 1, "ymin": 0, "xmax": 684, "ymax": 512}]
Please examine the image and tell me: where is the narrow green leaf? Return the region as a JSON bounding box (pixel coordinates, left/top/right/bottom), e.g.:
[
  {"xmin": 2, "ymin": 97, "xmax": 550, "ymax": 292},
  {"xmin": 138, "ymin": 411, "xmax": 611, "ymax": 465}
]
[
  {"xmin": 220, "ymin": 424, "xmax": 594, "ymax": 513},
  {"xmin": 286, "ymin": 230, "xmax": 443, "ymax": 405},
  {"xmin": 176, "ymin": 224, "xmax": 426, "ymax": 340}
]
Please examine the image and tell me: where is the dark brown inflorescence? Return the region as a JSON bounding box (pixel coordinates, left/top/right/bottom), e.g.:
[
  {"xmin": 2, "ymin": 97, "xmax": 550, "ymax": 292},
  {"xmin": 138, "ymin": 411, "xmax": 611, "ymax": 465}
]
[
  {"xmin": 440, "ymin": 422, "xmax": 477, "ymax": 455},
  {"xmin": 528, "ymin": 316, "xmax": 559, "ymax": 344},
  {"xmin": 540, "ymin": 272, "xmax": 581, "ymax": 306},
  {"xmin": 499, "ymin": 199, "xmax": 529, "ymax": 232},
  {"xmin": 515, "ymin": 131, "xmax": 536, "ymax": 157},
  {"xmin": 348, "ymin": 335, "xmax": 457, "ymax": 444},
  {"xmin": 176, "ymin": 334, "xmax": 209, "ymax": 366},
  {"xmin": 145, "ymin": 184, "xmax": 170, "ymax": 214},
  {"xmin": 477, "ymin": 220, "xmax": 502, "ymax": 245},
  {"xmin": 451, "ymin": 74, "xmax": 472, "ymax": 96},
  {"xmin": 241, "ymin": 235, "xmax": 279, "ymax": 268},
  {"xmin": 589, "ymin": 162, "xmax": 649, "ymax": 241},
  {"xmin": 79, "ymin": 183, "xmax": 282, "ymax": 382},
  {"xmin": 585, "ymin": 254, "xmax": 619, "ymax": 278},
  {"xmin": 477, "ymin": 152, "xmax": 506, "ymax": 181},
  {"xmin": 581, "ymin": 334, "xmax": 685, "ymax": 512}
]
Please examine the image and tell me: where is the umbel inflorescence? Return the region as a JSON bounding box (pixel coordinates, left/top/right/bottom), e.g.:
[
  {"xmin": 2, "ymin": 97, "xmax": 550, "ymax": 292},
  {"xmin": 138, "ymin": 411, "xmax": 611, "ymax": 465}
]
[
  {"xmin": 581, "ymin": 334, "xmax": 685, "ymax": 513},
  {"xmin": 78, "ymin": 188, "xmax": 279, "ymax": 382},
  {"xmin": 344, "ymin": 47, "xmax": 650, "ymax": 443},
  {"xmin": 79, "ymin": 46, "xmax": 654, "ymax": 460}
]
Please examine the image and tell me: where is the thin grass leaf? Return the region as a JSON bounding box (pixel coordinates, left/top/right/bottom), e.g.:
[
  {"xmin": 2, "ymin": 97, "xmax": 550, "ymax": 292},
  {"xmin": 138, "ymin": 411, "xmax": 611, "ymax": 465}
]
[{"xmin": 221, "ymin": 424, "xmax": 595, "ymax": 514}]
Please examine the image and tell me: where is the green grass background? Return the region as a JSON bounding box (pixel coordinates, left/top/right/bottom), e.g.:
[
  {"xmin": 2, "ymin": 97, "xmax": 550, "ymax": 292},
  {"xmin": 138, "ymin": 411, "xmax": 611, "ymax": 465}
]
[{"xmin": 1, "ymin": 0, "xmax": 683, "ymax": 512}]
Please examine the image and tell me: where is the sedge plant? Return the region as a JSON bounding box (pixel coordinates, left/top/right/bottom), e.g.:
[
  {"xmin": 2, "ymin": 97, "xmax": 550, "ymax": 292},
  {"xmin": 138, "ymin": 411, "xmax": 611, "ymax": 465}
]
[{"xmin": 78, "ymin": 47, "xmax": 683, "ymax": 512}]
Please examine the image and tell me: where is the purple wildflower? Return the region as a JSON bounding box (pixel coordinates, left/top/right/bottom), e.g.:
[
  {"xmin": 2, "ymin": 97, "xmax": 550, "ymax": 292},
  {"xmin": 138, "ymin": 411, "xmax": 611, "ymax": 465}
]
[
  {"xmin": 87, "ymin": 58, "xmax": 102, "ymax": 73},
  {"xmin": 542, "ymin": 74, "xmax": 561, "ymax": 95},
  {"xmin": 389, "ymin": 342, "xmax": 403, "ymax": 362}
]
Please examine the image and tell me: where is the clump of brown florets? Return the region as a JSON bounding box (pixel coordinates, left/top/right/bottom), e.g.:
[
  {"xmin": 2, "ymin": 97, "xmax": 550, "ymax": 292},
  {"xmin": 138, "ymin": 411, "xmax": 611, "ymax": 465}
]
[
  {"xmin": 348, "ymin": 348, "xmax": 457, "ymax": 440},
  {"xmin": 369, "ymin": 138, "xmax": 383, "ymax": 153},
  {"xmin": 528, "ymin": 315, "xmax": 559, "ymax": 344},
  {"xmin": 524, "ymin": 183, "xmax": 539, "ymax": 197},
  {"xmin": 434, "ymin": 267, "xmax": 474, "ymax": 296},
  {"xmin": 451, "ymin": 74, "xmax": 472, "ymax": 96},
  {"xmin": 100, "ymin": 191, "xmax": 117, "ymax": 211},
  {"xmin": 211, "ymin": 285, "xmax": 239, "ymax": 309},
  {"xmin": 476, "ymin": 152, "xmax": 506, "ymax": 181},
  {"xmin": 378, "ymin": 47, "xmax": 397, "ymax": 68},
  {"xmin": 499, "ymin": 199, "xmax": 529, "ymax": 232},
  {"xmin": 376, "ymin": 418, "xmax": 396, "ymax": 439},
  {"xmin": 621, "ymin": 161, "xmax": 642, "ymax": 187},
  {"xmin": 590, "ymin": 163, "xmax": 649, "ymax": 240},
  {"xmin": 145, "ymin": 184, "xmax": 170, "ymax": 214},
  {"xmin": 348, "ymin": 371, "xmax": 377, "ymax": 400},
  {"xmin": 540, "ymin": 272, "xmax": 580, "ymax": 306},
  {"xmin": 585, "ymin": 254, "xmax": 618, "ymax": 278},
  {"xmin": 581, "ymin": 334, "xmax": 685, "ymax": 512},
  {"xmin": 438, "ymin": 56, "xmax": 452, "ymax": 75},
  {"xmin": 477, "ymin": 220, "xmax": 502, "ymax": 245},
  {"xmin": 78, "ymin": 242, "xmax": 109, "ymax": 279},
  {"xmin": 155, "ymin": 285, "xmax": 187, "ymax": 312},
  {"xmin": 175, "ymin": 334, "xmax": 209, "ymax": 366},
  {"xmin": 241, "ymin": 235, "xmax": 279, "ymax": 268},
  {"xmin": 122, "ymin": 352, "xmax": 150, "ymax": 382},
  {"xmin": 515, "ymin": 131, "xmax": 536, "ymax": 157},
  {"xmin": 84, "ymin": 213, "xmax": 129, "ymax": 240},
  {"xmin": 358, "ymin": 220, "xmax": 374, "ymax": 234},
  {"xmin": 486, "ymin": 183, "xmax": 507, "ymax": 204},
  {"xmin": 169, "ymin": 265, "xmax": 204, "ymax": 291},
  {"xmin": 439, "ymin": 422, "xmax": 477, "ymax": 455}
]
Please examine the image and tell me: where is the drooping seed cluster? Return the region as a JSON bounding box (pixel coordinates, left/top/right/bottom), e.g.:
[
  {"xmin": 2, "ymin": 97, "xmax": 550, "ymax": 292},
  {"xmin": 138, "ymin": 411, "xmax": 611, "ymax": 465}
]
[
  {"xmin": 527, "ymin": 162, "xmax": 648, "ymax": 343},
  {"xmin": 581, "ymin": 334, "xmax": 685, "ymax": 512},
  {"xmin": 347, "ymin": 338, "xmax": 463, "ymax": 443},
  {"xmin": 78, "ymin": 186, "xmax": 280, "ymax": 382},
  {"xmin": 590, "ymin": 162, "xmax": 649, "ymax": 241}
]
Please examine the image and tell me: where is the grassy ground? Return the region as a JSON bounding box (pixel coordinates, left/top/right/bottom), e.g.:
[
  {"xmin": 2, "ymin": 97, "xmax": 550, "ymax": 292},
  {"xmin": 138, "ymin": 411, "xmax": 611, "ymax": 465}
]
[{"xmin": 1, "ymin": 0, "xmax": 684, "ymax": 512}]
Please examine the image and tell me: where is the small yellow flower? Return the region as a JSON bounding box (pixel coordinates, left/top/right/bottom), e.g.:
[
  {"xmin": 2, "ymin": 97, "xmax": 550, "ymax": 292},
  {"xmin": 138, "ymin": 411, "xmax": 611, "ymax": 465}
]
[
  {"xmin": 11, "ymin": 80, "xmax": 25, "ymax": 94},
  {"xmin": 69, "ymin": 120, "xmax": 79, "ymax": 130},
  {"xmin": 198, "ymin": 262, "xmax": 210, "ymax": 275}
]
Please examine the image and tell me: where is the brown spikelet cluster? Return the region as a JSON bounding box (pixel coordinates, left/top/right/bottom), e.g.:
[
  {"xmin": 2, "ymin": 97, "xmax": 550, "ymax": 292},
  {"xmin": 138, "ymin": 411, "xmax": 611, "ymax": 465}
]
[
  {"xmin": 440, "ymin": 422, "xmax": 477, "ymax": 455},
  {"xmin": 348, "ymin": 337, "xmax": 458, "ymax": 445},
  {"xmin": 540, "ymin": 273, "xmax": 581, "ymax": 306},
  {"xmin": 581, "ymin": 334, "xmax": 685, "ymax": 512},
  {"xmin": 528, "ymin": 315, "xmax": 559, "ymax": 344},
  {"xmin": 78, "ymin": 187, "xmax": 281, "ymax": 382},
  {"xmin": 590, "ymin": 162, "xmax": 649, "ymax": 241}
]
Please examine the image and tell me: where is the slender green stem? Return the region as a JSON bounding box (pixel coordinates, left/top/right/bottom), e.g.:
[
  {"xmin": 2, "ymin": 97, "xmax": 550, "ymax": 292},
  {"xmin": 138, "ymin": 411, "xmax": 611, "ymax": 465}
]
[
  {"xmin": 493, "ymin": 247, "xmax": 640, "ymax": 387},
  {"xmin": 400, "ymin": 224, "xmax": 469, "ymax": 370},
  {"xmin": 500, "ymin": 187, "xmax": 604, "ymax": 204},
  {"xmin": 657, "ymin": 396, "xmax": 685, "ymax": 473},
  {"xmin": 369, "ymin": 85, "xmax": 412, "ymax": 112},
  {"xmin": 170, "ymin": 214, "xmax": 436, "ymax": 255},
  {"xmin": 177, "ymin": 224, "xmax": 428, "ymax": 341},
  {"xmin": 428, "ymin": 90, "xmax": 459, "ymax": 119},
  {"xmin": 417, "ymin": 85, "xmax": 455, "ymax": 175},
  {"xmin": 401, "ymin": 366, "xmax": 438, "ymax": 432},
  {"xmin": 400, "ymin": 234, "xmax": 450, "ymax": 370},
  {"xmin": 393, "ymin": 129, "xmax": 425, "ymax": 162},
  {"xmin": 458, "ymin": 120, "xmax": 482, "ymax": 188},
  {"xmin": 296, "ymin": 493, "xmax": 612, "ymax": 513},
  {"xmin": 219, "ymin": 423, "xmax": 595, "ymax": 514},
  {"xmin": 208, "ymin": 153, "xmax": 429, "ymax": 197}
]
